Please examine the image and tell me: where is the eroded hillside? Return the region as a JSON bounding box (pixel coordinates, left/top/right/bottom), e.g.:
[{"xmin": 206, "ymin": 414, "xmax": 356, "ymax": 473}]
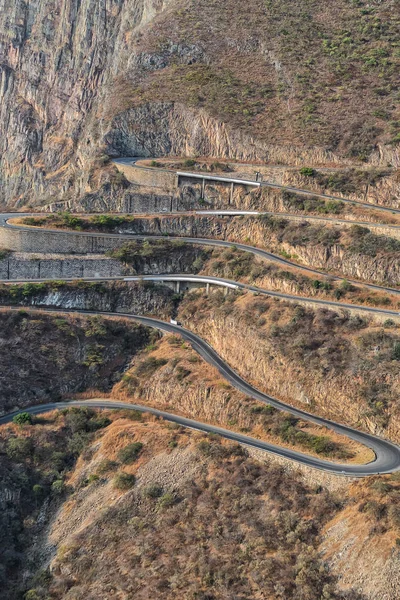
[
  {"xmin": 3, "ymin": 407, "xmax": 400, "ymax": 600},
  {"xmin": 0, "ymin": 408, "xmax": 367, "ymax": 600}
]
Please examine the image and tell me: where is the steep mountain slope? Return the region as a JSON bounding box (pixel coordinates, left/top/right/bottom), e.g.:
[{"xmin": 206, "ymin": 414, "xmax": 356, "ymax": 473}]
[
  {"xmin": 0, "ymin": 410, "xmax": 364, "ymax": 600},
  {"xmin": 1, "ymin": 0, "xmax": 399, "ymax": 208}
]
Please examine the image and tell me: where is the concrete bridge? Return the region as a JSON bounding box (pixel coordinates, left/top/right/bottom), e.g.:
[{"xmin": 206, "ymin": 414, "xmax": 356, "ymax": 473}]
[
  {"xmin": 124, "ymin": 274, "xmax": 238, "ymax": 295},
  {"xmin": 176, "ymin": 171, "xmax": 261, "ymax": 203},
  {"xmin": 112, "ymin": 158, "xmax": 262, "ymax": 203}
]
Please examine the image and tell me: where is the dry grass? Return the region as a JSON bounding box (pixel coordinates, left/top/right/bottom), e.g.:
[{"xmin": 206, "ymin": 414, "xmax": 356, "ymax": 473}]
[
  {"xmin": 76, "ymin": 333, "xmax": 375, "ymax": 465},
  {"xmin": 178, "ymin": 290, "xmax": 400, "ymax": 437}
]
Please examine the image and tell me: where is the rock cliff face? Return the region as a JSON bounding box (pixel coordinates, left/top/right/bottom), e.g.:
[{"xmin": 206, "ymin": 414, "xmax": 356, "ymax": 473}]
[
  {"xmin": 0, "ymin": 280, "xmax": 175, "ymax": 315},
  {"xmin": 1, "ymin": 0, "xmax": 400, "ymax": 209},
  {"xmin": 0, "ymin": 0, "xmax": 171, "ymax": 208}
]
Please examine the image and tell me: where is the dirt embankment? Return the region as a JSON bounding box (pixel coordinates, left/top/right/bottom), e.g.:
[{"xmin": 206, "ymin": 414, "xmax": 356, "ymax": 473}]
[
  {"xmin": 177, "ymin": 291, "xmax": 400, "ymax": 442},
  {"xmin": 3, "ymin": 409, "xmax": 400, "ymax": 600},
  {"xmin": 0, "ymin": 409, "xmax": 362, "ymax": 600}
]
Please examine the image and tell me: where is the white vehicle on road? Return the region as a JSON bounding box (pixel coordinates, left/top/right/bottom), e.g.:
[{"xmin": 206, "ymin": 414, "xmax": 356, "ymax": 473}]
[{"xmin": 170, "ymin": 319, "xmax": 182, "ymax": 326}]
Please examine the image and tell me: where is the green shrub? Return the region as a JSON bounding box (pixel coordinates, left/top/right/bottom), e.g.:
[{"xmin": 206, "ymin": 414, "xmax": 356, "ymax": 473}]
[
  {"xmin": 393, "ymin": 343, "xmax": 400, "ymax": 361},
  {"xmin": 184, "ymin": 159, "xmax": 196, "ymax": 168},
  {"xmin": 6, "ymin": 437, "xmax": 34, "ymax": 461},
  {"xmin": 119, "ymin": 408, "xmax": 143, "ymax": 421},
  {"xmin": 136, "ymin": 357, "xmax": 168, "ymax": 376},
  {"xmin": 176, "ymin": 366, "xmax": 191, "ymax": 381},
  {"xmin": 250, "ymin": 405, "xmax": 277, "ymax": 416},
  {"xmin": 51, "ymin": 480, "xmax": 65, "ymax": 496},
  {"xmin": 83, "ymin": 343, "xmax": 105, "ymax": 367},
  {"xmin": 96, "ymin": 459, "xmax": 119, "ymax": 475},
  {"xmin": 88, "ymin": 416, "xmax": 112, "ymax": 431},
  {"xmin": 91, "ymin": 214, "xmax": 125, "ymax": 230},
  {"xmin": 300, "ymin": 167, "xmax": 315, "ymax": 177},
  {"xmin": 383, "ymin": 319, "xmax": 396, "ymax": 328},
  {"xmin": 348, "ymin": 225, "xmax": 400, "ymax": 257},
  {"xmin": 32, "ymin": 484, "xmax": 45, "ymax": 499},
  {"xmin": 24, "ymin": 590, "xmax": 41, "ymax": 600},
  {"xmin": 371, "ymin": 481, "xmax": 393, "ymax": 495},
  {"xmin": 64, "ymin": 407, "xmax": 96, "ymax": 433},
  {"xmin": 118, "ymin": 442, "xmax": 143, "ymax": 464},
  {"xmin": 144, "ymin": 484, "xmax": 164, "ymax": 498},
  {"xmin": 157, "ymin": 492, "xmax": 176, "ymax": 509},
  {"xmin": 21, "ymin": 283, "xmax": 46, "ymax": 297},
  {"xmin": 12, "ymin": 412, "xmax": 33, "ymax": 426},
  {"xmin": 113, "ymin": 472, "xmax": 136, "ymax": 491},
  {"xmin": 85, "ymin": 474, "xmax": 100, "ymax": 486},
  {"xmin": 68, "ymin": 432, "xmax": 90, "ymax": 456}
]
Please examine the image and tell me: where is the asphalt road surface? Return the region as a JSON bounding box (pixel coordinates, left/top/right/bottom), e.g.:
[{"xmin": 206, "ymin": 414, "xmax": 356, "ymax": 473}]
[{"xmin": 1, "ymin": 307, "xmax": 400, "ymax": 477}]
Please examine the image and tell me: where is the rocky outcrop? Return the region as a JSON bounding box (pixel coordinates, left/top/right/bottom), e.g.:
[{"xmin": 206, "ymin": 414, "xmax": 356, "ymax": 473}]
[
  {"xmin": 0, "ymin": 281, "xmax": 175, "ymax": 316},
  {"xmin": 105, "ymin": 102, "xmax": 340, "ymax": 166}
]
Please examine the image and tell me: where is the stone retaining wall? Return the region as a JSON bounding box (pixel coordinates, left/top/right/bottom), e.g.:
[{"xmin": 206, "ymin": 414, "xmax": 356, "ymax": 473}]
[
  {"xmin": 0, "ymin": 253, "xmax": 123, "ymax": 280},
  {"xmin": 0, "ymin": 227, "xmax": 123, "ymax": 254}
]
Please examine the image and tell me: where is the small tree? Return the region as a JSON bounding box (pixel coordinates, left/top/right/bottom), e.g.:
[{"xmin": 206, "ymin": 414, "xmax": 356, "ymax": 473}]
[
  {"xmin": 393, "ymin": 342, "xmax": 400, "ymax": 361},
  {"xmin": 13, "ymin": 412, "xmax": 32, "ymax": 426},
  {"xmin": 51, "ymin": 480, "xmax": 65, "ymax": 496},
  {"xmin": 300, "ymin": 167, "xmax": 315, "ymax": 177},
  {"xmin": 32, "ymin": 484, "xmax": 45, "ymax": 500},
  {"xmin": 157, "ymin": 492, "xmax": 176, "ymax": 510},
  {"xmin": 6, "ymin": 437, "xmax": 33, "ymax": 461},
  {"xmin": 24, "ymin": 591, "xmax": 41, "ymax": 600},
  {"xmin": 144, "ymin": 484, "xmax": 163, "ymax": 499}
]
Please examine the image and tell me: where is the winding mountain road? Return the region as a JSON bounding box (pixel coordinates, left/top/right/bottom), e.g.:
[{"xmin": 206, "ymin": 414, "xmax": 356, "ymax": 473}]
[
  {"xmin": 1, "ymin": 161, "xmax": 400, "ymax": 476},
  {"xmin": 2, "ymin": 307, "xmax": 400, "ymax": 477},
  {"xmin": 1, "ymin": 214, "xmax": 400, "ymax": 299},
  {"xmin": 3, "ymin": 272, "xmax": 399, "ymax": 320},
  {"xmin": 114, "ymin": 157, "xmax": 400, "ymax": 215}
]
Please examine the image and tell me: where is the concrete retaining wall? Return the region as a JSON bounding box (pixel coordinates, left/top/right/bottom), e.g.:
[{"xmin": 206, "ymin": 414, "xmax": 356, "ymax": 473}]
[
  {"xmin": 116, "ymin": 163, "xmax": 178, "ymax": 190},
  {"xmin": 46, "ymin": 190, "xmax": 180, "ymax": 214},
  {"xmin": 0, "ymin": 227, "xmax": 125, "ymax": 254},
  {"xmin": 0, "ymin": 254, "xmax": 123, "ymax": 280}
]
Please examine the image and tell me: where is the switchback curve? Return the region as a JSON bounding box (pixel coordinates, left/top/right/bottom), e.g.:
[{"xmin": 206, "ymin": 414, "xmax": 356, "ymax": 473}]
[
  {"xmin": 1, "ymin": 214, "xmax": 400, "ymax": 299},
  {"xmin": 2, "ymin": 307, "xmax": 400, "ymax": 477}
]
